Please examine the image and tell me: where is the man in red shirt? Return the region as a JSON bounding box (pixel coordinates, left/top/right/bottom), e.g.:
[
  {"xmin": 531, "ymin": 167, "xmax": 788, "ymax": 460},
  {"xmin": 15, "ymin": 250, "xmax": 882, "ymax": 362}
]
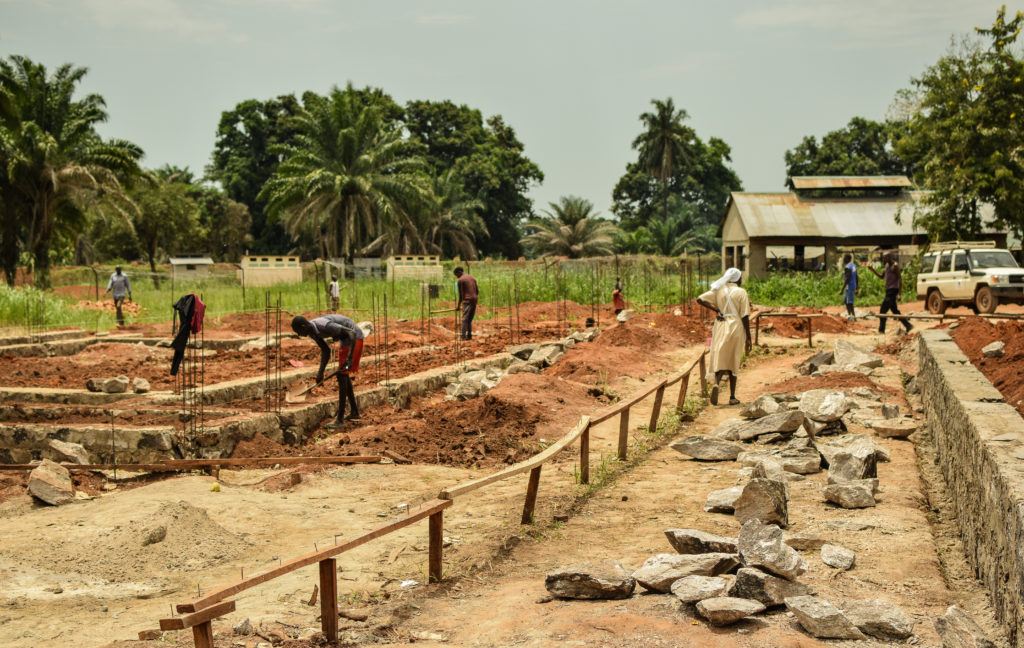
[{"xmin": 454, "ymin": 267, "xmax": 478, "ymax": 341}]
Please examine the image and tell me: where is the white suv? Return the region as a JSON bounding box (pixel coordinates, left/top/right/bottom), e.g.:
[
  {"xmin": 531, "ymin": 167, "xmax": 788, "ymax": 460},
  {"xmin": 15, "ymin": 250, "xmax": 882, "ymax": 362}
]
[{"xmin": 917, "ymin": 242, "xmax": 1024, "ymax": 314}]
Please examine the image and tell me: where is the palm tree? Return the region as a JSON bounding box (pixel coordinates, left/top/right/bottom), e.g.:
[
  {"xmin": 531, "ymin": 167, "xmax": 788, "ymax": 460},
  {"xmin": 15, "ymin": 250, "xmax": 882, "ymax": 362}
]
[
  {"xmin": 260, "ymin": 84, "xmax": 430, "ymax": 260},
  {"xmin": 521, "ymin": 196, "xmax": 618, "ymax": 258},
  {"xmin": 422, "ymin": 170, "xmax": 486, "ymax": 259},
  {"xmin": 0, "ymin": 56, "xmax": 143, "ymax": 287},
  {"xmin": 632, "ymin": 98, "xmax": 696, "ymax": 224}
]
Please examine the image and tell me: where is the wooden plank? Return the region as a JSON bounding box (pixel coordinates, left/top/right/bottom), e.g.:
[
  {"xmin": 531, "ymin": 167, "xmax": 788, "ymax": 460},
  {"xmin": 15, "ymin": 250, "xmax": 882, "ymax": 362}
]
[
  {"xmin": 521, "ymin": 465, "xmax": 542, "ymax": 524},
  {"xmin": 160, "ymin": 600, "xmax": 235, "ymax": 631},
  {"xmin": 428, "ymin": 511, "xmax": 443, "ymax": 583},
  {"xmin": 439, "ymin": 416, "xmax": 590, "ymax": 500},
  {"xmin": 319, "ymin": 559, "xmax": 338, "ymax": 644},
  {"xmin": 579, "ymin": 424, "xmax": 590, "ymax": 485},
  {"xmin": 648, "ymin": 384, "xmax": 665, "ymax": 432},
  {"xmin": 383, "ymin": 449, "xmax": 412, "ymax": 465},
  {"xmin": 0, "ymin": 456, "xmax": 383, "ymax": 473},
  {"xmin": 754, "ymin": 314, "xmax": 760, "ymax": 345},
  {"xmin": 176, "ymin": 500, "xmax": 451, "ymax": 613},
  {"xmin": 590, "ymin": 380, "xmax": 666, "ymax": 425},
  {"xmin": 617, "ymin": 408, "xmax": 630, "ymax": 461},
  {"xmin": 756, "ymin": 312, "xmax": 824, "ymax": 319}
]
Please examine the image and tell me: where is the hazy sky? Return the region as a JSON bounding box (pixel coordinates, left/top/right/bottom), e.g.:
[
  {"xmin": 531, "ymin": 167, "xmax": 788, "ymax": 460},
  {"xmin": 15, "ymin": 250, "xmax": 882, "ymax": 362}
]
[{"xmin": 0, "ymin": 0, "xmax": 1016, "ymax": 215}]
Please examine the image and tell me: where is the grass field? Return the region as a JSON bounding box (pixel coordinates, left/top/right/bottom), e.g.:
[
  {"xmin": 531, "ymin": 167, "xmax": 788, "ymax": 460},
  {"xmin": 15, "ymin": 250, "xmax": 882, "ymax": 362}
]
[{"xmin": 0, "ymin": 255, "xmax": 915, "ymax": 334}]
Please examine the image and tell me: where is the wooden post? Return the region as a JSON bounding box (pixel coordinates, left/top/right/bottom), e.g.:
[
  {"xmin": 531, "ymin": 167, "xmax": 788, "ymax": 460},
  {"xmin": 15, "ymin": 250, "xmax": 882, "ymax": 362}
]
[
  {"xmin": 580, "ymin": 424, "xmax": 590, "ymax": 484},
  {"xmin": 617, "ymin": 408, "xmax": 630, "ymax": 461},
  {"xmin": 754, "ymin": 314, "xmax": 761, "ymax": 345},
  {"xmin": 698, "ymin": 354, "xmax": 708, "ymax": 397},
  {"xmin": 192, "ymin": 621, "xmax": 214, "ymax": 648},
  {"xmin": 319, "ymin": 558, "xmax": 338, "ymax": 644},
  {"xmin": 648, "ymin": 384, "xmax": 665, "ymax": 432},
  {"xmin": 521, "ymin": 466, "xmax": 542, "ymax": 524},
  {"xmin": 806, "ymin": 316, "xmax": 813, "ymax": 348},
  {"xmin": 676, "ymin": 371, "xmax": 690, "ymax": 411},
  {"xmin": 428, "ymin": 511, "xmax": 443, "ymax": 582}
]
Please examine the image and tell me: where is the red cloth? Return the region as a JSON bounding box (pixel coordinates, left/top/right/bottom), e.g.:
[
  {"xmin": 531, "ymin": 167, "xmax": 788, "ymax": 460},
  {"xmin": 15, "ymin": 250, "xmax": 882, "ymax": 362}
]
[
  {"xmin": 612, "ymin": 289, "xmax": 625, "ymax": 310},
  {"xmin": 190, "ymin": 294, "xmax": 206, "ymax": 333},
  {"xmin": 339, "ymin": 338, "xmax": 364, "ymax": 374}
]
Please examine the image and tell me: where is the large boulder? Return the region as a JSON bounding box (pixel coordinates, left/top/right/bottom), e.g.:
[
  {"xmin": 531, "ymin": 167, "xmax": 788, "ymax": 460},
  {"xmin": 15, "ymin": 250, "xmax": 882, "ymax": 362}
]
[
  {"xmin": 797, "ymin": 350, "xmax": 834, "ymax": 375},
  {"xmin": 785, "ymin": 595, "xmax": 866, "ymax": 640},
  {"xmin": 729, "ymin": 567, "xmax": 811, "ymax": 607},
  {"xmin": 132, "ymin": 377, "xmax": 151, "ymax": 394},
  {"xmin": 734, "ymin": 478, "xmax": 788, "ymax": 527},
  {"xmin": 820, "ymin": 543, "xmax": 856, "ymax": 571},
  {"xmin": 710, "ymin": 418, "xmax": 749, "ymax": 441},
  {"xmin": 777, "ymin": 447, "xmax": 822, "ymax": 475},
  {"xmin": 704, "ymin": 486, "xmax": 743, "ymax": 513},
  {"xmin": 870, "ymin": 419, "xmax": 917, "ymax": 439},
  {"xmin": 843, "ymin": 599, "xmax": 914, "ymax": 640},
  {"xmin": 934, "ymin": 605, "xmax": 995, "ymax": 648},
  {"xmin": 695, "ymin": 597, "xmax": 765, "ymax": 626},
  {"xmin": 735, "ymin": 410, "xmax": 805, "ymax": 441},
  {"xmin": 545, "ymin": 563, "xmax": 636, "ymax": 600},
  {"xmin": 101, "ymin": 375, "xmax": 130, "ymax": 394},
  {"xmin": 664, "ymin": 529, "xmax": 737, "ymax": 554},
  {"xmin": 670, "ymin": 436, "xmax": 743, "ymax": 461},
  {"xmin": 670, "ymin": 575, "xmax": 734, "ymax": 603},
  {"xmin": 740, "ymin": 395, "xmax": 780, "ymax": 420},
  {"xmin": 827, "ymin": 442, "xmax": 878, "ymax": 483},
  {"xmin": 46, "ymin": 439, "xmax": 89, "ymax": 465},
  {"xmin": 632, "ymin": 553, "xmax": 739, "ymax": 593},
  {"xmin": 737, "ymin": 520, "xmax": 806, "ymax": 580},
  {"xmin": 834, "ymin": 340, "xmax": 883, "ymax": 370},
  {"xmin": 799, "ymin": 390, "xmax": 851, "ymax": 423},
  {"xmin": 27, "ymin": 459, "xmax": 75, "ymax": 505},
  {"xmin": 824, "ymin": 481, "xmax": 877, "ymax": 509}
]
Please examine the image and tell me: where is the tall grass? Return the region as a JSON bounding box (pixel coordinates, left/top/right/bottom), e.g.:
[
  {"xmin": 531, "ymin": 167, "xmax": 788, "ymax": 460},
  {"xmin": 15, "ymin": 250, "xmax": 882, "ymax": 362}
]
[{"xmin": 746, "ymin": 262, "xmax": 918, "ymax": 308}]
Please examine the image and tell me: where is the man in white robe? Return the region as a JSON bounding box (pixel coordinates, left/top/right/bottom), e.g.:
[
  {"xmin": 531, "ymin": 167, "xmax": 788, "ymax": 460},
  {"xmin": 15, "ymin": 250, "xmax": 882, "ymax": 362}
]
[{"xmin": 697, "ymin": 267, "xmax": 752, "ymax": 405}]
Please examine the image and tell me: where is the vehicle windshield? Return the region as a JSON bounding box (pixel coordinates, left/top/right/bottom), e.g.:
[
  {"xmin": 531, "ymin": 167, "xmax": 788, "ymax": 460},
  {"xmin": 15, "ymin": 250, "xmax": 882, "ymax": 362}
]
[{"xmin": 969, "ymin": 250, "xmax": 1019, "ymax": 269}]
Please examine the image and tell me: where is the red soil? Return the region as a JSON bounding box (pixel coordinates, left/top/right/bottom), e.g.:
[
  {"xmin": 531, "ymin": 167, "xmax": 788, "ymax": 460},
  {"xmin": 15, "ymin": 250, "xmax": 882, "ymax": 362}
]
[
  {"xmin": 950, "ymin": 317, "xmax": 1024, "ymax": 417},
  {"xmin": 768, "ymin": 371, "xmax": 879, "ymax": 394},
  {"xmin": 757, "ymin": 307, "xmax": 853, "ymax": 338}
]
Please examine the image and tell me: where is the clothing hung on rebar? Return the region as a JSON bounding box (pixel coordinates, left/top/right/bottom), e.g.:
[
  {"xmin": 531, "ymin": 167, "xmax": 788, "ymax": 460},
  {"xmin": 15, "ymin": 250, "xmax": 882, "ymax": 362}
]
[{"xmin": 170, "ymin": 293, "xmax": 206, "ymax": 375}]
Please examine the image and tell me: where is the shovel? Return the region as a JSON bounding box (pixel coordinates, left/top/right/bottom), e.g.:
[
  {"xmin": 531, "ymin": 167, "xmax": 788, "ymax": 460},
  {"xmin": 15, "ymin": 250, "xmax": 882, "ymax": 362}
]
[{"xmin": 285, "ymin": 369, "xmax": 339, "ymax": 404}]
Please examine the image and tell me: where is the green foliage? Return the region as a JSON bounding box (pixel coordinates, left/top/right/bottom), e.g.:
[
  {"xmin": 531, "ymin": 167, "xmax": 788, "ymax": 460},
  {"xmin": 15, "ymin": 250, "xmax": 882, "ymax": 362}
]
[
  {"xmin": 615, "ymin": 199, "xmax": 718, "ymax": 256},
  {"xmin": 521, "ymin": 196, "xmax": 618, "ymax": 258},
  {"xmin": 0, "ymin": 55, "xmax": 144, "ymax": 287},
  {"xmin": 784, "ymin": 117, "xmax": 916, "ymax": 178},
  {"xmin": 746, "ymin": 266, "xmax": 917, "ymax": 308},
  {"xmin": 130, "ymin": 170, "xmax": 203, "ymax": 276},
  {"xmin": 895, "ymin": 7, "xmax": 1024, "ymax": 240}
]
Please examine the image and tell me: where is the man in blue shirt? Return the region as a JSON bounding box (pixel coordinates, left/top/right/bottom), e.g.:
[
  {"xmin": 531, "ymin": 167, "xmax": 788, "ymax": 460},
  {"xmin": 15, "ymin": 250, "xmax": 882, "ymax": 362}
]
[
  {"xmin": 841, "ymin": 254, "xmax": 858, "ymax": 322},
  {"xmin": 292, "ymin": 314, "xmax": 365, "ymax": 426}
]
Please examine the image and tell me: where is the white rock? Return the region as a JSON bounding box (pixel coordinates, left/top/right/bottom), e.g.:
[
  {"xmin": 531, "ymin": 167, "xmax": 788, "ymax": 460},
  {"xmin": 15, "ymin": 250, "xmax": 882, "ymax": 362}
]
[
  {"xmin": 704, "ymin": 486, "xmax": 743, "ymax": 513},
  {"xmin": 820, "ymin": 544, "xmax": 855, "ymax": 570},
  {"xmin": 834, "ymin": 339, "xmax": 883, "ymax": 370},
  {"xmin": 843, "ymin": 599, "xmax": 914, "ymax": 640},
  {"xmin": 981, "ymin": 341, "xmax": 1005, "ymax": 358},
  {"xmin": 696, "ymin": 597, "xmax": 765, "ymax": 626},
  {"xmin": 737, "ymin": 520, "xmax": 807, "ymax": 580},
  {"xmin": 670, "ymin": 575, "xmax": 733, "ymax": 603},
  {"xmin": 46, "ymin": 439, "xmax": 89, "ymax": 465},
  {"xmin": 786, "ymin": 595, "xmax": 866, "ymax": 639},
  {"xmin": 632, "ymin": 553, "xmax": 739, "ymax": 593},
  {"xmin": 27, "ymin": 459, "xmax": 75, "ymax": 505},
  {"xmin": 132, "ymin": 377, "xmax": 151, "ymax": 394}
]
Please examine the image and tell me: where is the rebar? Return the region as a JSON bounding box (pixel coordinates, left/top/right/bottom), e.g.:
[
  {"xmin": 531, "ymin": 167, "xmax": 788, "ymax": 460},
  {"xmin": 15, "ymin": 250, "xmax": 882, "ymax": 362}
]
[{"xmin": 383, "ymin": 291, "xmax": 390, "ymax": 388}]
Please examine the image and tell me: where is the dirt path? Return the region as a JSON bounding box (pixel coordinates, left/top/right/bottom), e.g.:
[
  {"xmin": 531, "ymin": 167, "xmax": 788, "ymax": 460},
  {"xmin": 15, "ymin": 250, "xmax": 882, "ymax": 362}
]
[{"xmin": 367, "ymin": 335, "xmax": 998, "ymax": 648}]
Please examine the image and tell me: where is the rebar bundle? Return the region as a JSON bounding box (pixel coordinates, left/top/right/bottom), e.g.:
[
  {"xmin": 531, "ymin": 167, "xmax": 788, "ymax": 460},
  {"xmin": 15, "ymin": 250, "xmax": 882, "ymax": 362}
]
[{"xmin": 263, "ymin": 291, "xmax": 283, "ymax": 414}]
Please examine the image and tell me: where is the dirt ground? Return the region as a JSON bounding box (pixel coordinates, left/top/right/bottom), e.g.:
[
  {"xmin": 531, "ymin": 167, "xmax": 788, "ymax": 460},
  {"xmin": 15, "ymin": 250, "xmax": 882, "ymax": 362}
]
[
  {"xmin": 0, "ymin": 304, "xmax": 1012, "ymax": 647},
  {"xmin": 948, "ymin": 317, "xmax": 1024, "ymax": 417}
]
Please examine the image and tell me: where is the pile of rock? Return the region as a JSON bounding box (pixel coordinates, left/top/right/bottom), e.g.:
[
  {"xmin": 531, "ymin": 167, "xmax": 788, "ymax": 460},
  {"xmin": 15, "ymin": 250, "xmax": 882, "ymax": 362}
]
[
  {"xmin": 85, "ymin": 375, "xmax": 150, "ymax": 394},
  {"xmin": 797, "ymin": 339, "xmax": 884, "ymax": 376}
]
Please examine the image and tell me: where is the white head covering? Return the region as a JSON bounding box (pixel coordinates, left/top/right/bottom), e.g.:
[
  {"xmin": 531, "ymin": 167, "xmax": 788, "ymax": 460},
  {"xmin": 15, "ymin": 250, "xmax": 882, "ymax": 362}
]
[{"xmin": 710, "ymin": 267, "xmax": 742, "ymax": 291}]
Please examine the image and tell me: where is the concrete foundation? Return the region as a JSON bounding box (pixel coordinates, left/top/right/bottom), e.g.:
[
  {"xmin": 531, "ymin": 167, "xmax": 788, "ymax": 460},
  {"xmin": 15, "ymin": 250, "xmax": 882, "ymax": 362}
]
[{"xmin": 918, "ymin": 330, "xmax": 1024, "ymax": 645}]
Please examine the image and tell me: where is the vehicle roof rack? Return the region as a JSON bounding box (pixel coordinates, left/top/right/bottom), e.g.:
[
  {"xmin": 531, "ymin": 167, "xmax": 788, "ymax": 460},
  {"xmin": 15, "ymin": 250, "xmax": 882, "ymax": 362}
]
[{"xmin": 929, "ymin": 240, "xmax": 997, "ymax": 251}]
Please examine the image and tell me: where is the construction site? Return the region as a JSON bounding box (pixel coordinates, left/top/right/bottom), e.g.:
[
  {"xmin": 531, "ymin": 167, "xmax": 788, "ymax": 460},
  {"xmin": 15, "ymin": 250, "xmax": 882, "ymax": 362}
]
[{"xmin": 0, "ymin": 276, "xmax": 1022, "ymax": 648}]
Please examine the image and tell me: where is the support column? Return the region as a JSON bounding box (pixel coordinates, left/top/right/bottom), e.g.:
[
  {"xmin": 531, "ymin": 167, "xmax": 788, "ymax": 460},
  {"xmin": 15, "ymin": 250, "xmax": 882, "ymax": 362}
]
[
  {"xmin": 319, "ymin": 559, "xmax": 338, "ymax": 644},
  {"xmin": 428, "ymin": 511, "xmax": 444, "ymax": 583}
]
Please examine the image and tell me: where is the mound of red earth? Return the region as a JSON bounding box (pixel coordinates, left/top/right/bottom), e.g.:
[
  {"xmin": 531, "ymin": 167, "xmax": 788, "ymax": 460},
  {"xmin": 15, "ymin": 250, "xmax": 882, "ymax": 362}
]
[
  {"xmin": 950, "ymin": 317, "xmax": 1024, "ymax": 417},
  {"xmin": 757, "ymin": 307, "xmax": 853, "ymax": 338}
]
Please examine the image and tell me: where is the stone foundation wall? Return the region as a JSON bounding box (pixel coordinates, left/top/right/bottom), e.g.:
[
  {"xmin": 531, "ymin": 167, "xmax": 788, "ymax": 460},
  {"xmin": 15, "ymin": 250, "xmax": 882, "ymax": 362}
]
[{"xmin": 918, "ymin": 330, "xmax": 1024, "ymax": 646}]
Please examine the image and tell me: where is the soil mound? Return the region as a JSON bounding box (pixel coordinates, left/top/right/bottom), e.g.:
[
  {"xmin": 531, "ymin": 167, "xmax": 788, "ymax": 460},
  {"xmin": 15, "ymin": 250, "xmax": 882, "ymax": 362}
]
[
  {"xmin": 951, "ymin": 317, "xmax": 1024, "ymax": 416},
  {"xmin": 757, "ymin": 308, "xmax": 852, "ymax": 338},
  {"xmin": 768, "ymin": 371, "xmax": 878, "ymax": 394},
  {"xmin": 18, "ymin": 500, "xmax": 250, "ymax": 581}
]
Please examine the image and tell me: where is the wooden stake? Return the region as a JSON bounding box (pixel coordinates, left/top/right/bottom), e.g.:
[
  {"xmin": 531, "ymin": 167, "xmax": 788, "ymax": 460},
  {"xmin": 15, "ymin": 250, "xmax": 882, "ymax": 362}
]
[
  {"xmin": 648, "ymin": 384, "xmax": 665, "ymax": 433},
  {"xmin": 192, "ymin": 621, "xmax": 214, "ymax": 648},
  {"xmin": 579, "ymin": 424, "xmax": 590, "ymax": 485},
  {"xmin": 428, "ymin": 511, "xmax": 444, "ymax": 583},
  {"xmin": 319, "ymin": 559, "xmax": 338, "ymax": 644},
  {"xmin": 617, "ymin": 408, "xmax": 630, "ymax": 461},
  {"xmin": 521, "ymin": 466, "xmax": 542, "ymax": 524},
  {"xmin": 698, "ymin": 355, "xmax": 708, "ymax": 397},
  {"xmin": 676, "ymin": 371, "xmax": 690, "ymax": 411},
  {"xmin": 754, "ymin": 313, "xmax": 761, "ymax": 346},
  {"xmin": 807, "ymin": 317, "xmax": 813, "ymax": 348}
]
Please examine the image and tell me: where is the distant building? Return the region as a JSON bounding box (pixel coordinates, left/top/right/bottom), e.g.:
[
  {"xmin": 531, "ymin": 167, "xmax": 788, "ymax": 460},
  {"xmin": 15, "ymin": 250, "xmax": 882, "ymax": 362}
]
[
  {"xmin": 386, "ymin": 255, "xmax": 443, "ymax": 282},
  {"xmin": 237, "ymin": 255, "xmax": 302, "ymax": 287},
  {"xmin": 718, "ymin": 176, "xmax": 1008, "ymax": 278},
  {"xmin": 169, "ymin": 256, "xmax": 214, "ymax": 280}
]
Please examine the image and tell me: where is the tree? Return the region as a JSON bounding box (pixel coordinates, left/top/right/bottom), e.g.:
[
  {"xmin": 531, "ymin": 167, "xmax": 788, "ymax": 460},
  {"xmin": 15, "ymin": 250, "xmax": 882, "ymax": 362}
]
[
  {"xmin": 422, "ymin": 169, "xmax": 486, "ymax": 260},
  {"xmin": 613, "ymin": 198, "xmax": 718, "ymax": 256},
  {"xmin": 260, "ymin": 84, "xmax": 430, "ymax": 260},
  {"xmin": 521, "ymin": 196, "xmax": 618, "ymax": 258},
  {"xmin": 0, "ymin": 56, "xmax": 143, "ymax": 287},
  {"xmin": 784, "ymin": 117, "xmax": 916, "ymax": 178},
  {"xmin": 130, "ymin": 168, "xmax": 202, "ymax": 282},
  {"xmin": 405, "ymin": 101, "xmax": 543, "ymax": 258},
  {"xmin": 632, "ymin": 98, "xmax": 696, "ymax": 224},
  {"xmin": 895, "ymin": 8, "xmax": 1024, "ymax": 240},
  {"xmin": 612, "ymin": 103, "xmax": 741, "ymax": 233}
]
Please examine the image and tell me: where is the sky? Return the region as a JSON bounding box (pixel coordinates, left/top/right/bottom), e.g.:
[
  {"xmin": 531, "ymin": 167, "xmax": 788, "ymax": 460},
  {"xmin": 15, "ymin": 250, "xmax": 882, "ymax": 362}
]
[{"xmin": 0, "ymin": 0, "xmax": 1017, "ymax": 215}]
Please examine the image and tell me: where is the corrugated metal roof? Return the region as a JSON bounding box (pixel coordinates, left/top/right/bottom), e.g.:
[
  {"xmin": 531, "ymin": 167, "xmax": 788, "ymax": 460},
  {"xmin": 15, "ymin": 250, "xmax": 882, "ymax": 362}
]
[
  {"xmin": 787, "ymin": 176, "xmax": 913, "ymax": 190},
  {"xmin": 169, "ymin": 256, "xmax": 215, "ymax": 265},
  {"xmin": 727, "ymin": 191, "xmax": 998, "ymax": 239}
]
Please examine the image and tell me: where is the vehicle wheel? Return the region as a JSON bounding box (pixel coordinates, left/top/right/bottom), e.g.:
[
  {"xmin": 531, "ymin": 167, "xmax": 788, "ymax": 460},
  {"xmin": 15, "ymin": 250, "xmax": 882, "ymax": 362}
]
[
  {"xmin": 975, "ymin": 286, "xmax": 999, "ymax": 314},
  {"xmin": 926, "ymin": 290, "xmax": 947, "ymax": 314}
]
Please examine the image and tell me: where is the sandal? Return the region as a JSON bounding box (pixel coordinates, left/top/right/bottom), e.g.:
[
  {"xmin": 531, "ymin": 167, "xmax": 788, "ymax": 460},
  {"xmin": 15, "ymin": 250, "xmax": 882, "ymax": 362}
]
[
  {"xmin": 729, "ymin": 398, "xmax": 741, "ymax": 406},
  {"xmin": 710, "ymin": 383, "xmax": 720, "ymax": 406}
]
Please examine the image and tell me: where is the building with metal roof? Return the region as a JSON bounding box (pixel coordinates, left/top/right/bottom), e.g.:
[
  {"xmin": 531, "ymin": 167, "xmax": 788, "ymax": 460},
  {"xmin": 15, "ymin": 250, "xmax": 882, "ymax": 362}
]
[{"xmin": 718, "ymin": 176, "xmax": 1006, "ymax": 278}]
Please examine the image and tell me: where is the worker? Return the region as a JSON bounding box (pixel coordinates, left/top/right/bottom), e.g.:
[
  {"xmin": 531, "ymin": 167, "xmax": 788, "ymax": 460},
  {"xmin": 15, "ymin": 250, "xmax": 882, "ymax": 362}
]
[
  {"xmin": 612, "ymin": 278, "xmax": 626, "ymax": 316},
  {"xmin": 697, "ymin": 267, "xmax": 752, "ymax": 406},
  {"xmin": 454, "ymin": 266, "xmax": 478, "ymax": 341},
  {"xmin": 862, "ymin": 251, "xmax": 913, "ymax": 334},
  {"xmin": 841, "ymin": 253, "xmax": 859, "ymax": 321},
  {"xmin": 105, "ymin": 266, "xmax": 132, "ymax": 327},
  {"xmin": 291, "ymin": 314, "xmax": 365, "ymax": 426},
  {"xmin": 328, "ymin": 275, "xmax": 340, "ymax": 312}
]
